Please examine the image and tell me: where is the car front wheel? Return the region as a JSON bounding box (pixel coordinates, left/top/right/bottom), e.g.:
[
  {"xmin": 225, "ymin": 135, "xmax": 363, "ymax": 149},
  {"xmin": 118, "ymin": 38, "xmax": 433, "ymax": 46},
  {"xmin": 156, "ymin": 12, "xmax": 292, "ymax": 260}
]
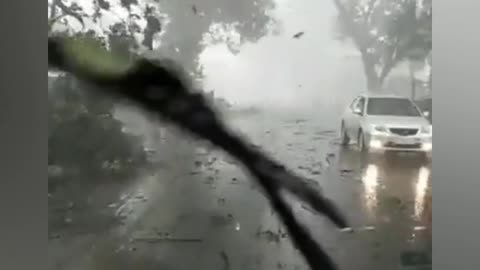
[{"xmin": 358, "ymin": 130, "xmax": 368, "ymax": 153}]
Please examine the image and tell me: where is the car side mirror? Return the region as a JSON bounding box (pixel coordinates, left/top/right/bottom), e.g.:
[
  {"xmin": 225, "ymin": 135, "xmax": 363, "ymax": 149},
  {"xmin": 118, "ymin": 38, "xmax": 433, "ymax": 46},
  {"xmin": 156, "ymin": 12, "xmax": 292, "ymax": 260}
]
[
  {"xmin": 353, "ymin": 108, "xmax": 362, "ymax": 115},
  {"xmin": 423, "ymin": 111, "xmax": 430, "ymax": 117}
]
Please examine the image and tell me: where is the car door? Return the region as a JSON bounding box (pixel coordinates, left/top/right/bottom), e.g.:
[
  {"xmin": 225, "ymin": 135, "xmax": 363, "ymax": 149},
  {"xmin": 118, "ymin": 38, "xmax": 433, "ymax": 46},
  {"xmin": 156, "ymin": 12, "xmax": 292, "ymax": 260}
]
[{"xmin": 343, "ymin": 96, "xmax": 360, "ymax": 138}]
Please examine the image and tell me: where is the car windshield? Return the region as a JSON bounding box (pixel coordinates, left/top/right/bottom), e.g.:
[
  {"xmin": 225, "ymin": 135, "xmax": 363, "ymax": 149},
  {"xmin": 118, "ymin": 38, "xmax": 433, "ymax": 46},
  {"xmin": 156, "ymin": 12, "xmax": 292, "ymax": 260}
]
[
  {"xmin": 366, "ymin": 98, "xmax": 421, "ymax": 117},
  {"xmin": 48, "ymin": 1, "xmax": 432, "ymax": 269}
]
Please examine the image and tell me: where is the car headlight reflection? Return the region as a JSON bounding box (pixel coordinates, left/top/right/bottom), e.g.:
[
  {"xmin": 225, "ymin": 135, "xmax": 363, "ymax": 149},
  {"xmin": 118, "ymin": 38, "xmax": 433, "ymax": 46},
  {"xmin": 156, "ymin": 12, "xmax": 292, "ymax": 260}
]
[
  {"xmin": 422, "ymin": 142, "xmax": 432, "ymax": 151},
  {"xmin": 414, "ymin": 167, "xmax": 430, "ymax": 220}
]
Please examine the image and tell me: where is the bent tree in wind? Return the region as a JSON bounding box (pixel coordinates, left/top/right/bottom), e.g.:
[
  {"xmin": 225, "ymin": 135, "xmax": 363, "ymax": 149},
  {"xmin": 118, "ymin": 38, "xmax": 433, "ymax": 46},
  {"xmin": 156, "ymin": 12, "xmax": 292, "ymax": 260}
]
[
  {"xmin": 48, "ymin": 36, "xmax": 348, "ymax": 270},
  {"xmin": 333, "ymin": 0, "xmax": 432, "ymax": 92}
]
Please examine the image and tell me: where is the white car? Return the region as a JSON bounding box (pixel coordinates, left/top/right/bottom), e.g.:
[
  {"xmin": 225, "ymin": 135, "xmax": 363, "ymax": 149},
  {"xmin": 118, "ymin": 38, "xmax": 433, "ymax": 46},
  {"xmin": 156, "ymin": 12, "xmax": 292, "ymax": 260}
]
[{"xmin": 340, "ymin": 94, "xmax": 432, "ymax": 156}]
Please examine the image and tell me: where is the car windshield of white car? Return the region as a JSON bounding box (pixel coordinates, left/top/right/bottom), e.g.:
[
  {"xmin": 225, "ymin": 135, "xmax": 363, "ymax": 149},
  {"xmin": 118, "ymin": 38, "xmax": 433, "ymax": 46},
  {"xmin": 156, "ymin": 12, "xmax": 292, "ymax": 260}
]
[{"xmin": 367, "ymin": 98, "xmax": 421, "ymax": 117}]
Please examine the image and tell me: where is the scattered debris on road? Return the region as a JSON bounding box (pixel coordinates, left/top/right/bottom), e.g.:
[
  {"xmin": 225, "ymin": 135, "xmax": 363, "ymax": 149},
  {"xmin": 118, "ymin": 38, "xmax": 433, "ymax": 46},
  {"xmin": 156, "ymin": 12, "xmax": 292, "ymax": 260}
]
[
  {"xmin": 340, "ymin": 169, "xmax": 354, "ymax": 176},
  {"xmin": 339, "ymin": 226, "xmax": 375, "ymax": 233},
  {"xmin": 294, "ymin": 119, "xmax": 307, "ymax": 123},
  {"xmin": 132, "ymin": 237, "xmax": 203, "ymax": 243},
  {"xmin": 218, "ymin": 197, "xmax": 226, "ymax": 206},
  {"xmin": 256, "ymin": 228, "xmax": 287, "ymax": 243},
  {"xmin": 325, "ymin": 153, "xmax": 335, "ymax": 167}
]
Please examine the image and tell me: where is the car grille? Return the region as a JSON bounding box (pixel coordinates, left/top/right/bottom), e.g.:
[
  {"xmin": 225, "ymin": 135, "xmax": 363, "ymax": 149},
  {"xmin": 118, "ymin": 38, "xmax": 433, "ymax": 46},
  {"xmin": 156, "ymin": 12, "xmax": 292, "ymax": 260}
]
[
  {"xmin": 384, "ymin": 142, "xmax": 421, "ymax": 149},
  {"xmin": 389, "ymin": 128, "xmax": 418, "ymax": 136}
]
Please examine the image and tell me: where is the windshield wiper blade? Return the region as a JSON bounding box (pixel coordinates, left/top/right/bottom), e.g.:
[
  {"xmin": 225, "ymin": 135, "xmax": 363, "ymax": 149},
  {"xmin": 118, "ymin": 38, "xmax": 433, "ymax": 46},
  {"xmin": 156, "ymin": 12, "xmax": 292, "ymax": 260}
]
[{"xmin": 48, "ymin": 36, "xmax": 348, "ymax": 270}]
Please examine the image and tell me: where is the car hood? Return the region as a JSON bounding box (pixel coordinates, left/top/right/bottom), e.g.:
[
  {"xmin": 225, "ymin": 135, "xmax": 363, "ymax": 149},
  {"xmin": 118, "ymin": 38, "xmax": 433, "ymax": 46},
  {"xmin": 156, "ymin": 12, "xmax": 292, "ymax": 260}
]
[{"xmin": 365, "ymin": 115, "xmax": 430, "ymax": 128}]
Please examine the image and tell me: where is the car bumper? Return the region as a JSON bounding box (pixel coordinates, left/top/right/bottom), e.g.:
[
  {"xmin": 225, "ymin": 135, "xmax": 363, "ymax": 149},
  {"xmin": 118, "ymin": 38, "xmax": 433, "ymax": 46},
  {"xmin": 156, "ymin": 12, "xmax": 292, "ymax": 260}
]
[{"xmin": 366, "ymin": 133, "xmax": 432, "ymax": 153}]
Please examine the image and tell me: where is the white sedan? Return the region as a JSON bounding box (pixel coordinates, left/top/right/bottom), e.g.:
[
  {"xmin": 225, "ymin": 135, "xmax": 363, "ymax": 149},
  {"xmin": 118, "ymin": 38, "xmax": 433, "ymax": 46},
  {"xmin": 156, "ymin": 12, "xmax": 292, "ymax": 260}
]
[{"xmin": 340, "ymin": 94, "xmax": 432, "ymax": 156}]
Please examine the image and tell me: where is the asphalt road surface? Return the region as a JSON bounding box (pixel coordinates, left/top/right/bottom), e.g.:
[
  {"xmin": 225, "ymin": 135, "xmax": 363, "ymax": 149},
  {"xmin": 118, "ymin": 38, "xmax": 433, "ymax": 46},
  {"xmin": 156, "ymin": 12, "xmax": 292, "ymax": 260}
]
[{"xmin": 48, "ymin": 108, "xmax": 432, "ymax": 270}]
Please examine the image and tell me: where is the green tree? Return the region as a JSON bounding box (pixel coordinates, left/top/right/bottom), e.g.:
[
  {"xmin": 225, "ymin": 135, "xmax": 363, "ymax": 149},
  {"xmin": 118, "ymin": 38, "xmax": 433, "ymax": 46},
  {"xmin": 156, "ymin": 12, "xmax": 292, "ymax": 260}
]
[
  {"xmin": 150, "ymin": 0, "xmax": 278, "ymax": 76},
  {"xmin": 333, "ymin": 0, "xmax": 431, "ymax": 91},
  {"xmin": 48, "ymin": 0, "xmax": 152, "ymax": 180}
]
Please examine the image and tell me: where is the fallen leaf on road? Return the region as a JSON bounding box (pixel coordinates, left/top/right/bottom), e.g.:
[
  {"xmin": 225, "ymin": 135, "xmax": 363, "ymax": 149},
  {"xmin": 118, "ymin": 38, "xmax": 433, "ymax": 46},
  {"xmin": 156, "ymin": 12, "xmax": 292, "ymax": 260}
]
[{"xmin": 340, "ymin": 169, "xmax": 353, "ymax": 174}]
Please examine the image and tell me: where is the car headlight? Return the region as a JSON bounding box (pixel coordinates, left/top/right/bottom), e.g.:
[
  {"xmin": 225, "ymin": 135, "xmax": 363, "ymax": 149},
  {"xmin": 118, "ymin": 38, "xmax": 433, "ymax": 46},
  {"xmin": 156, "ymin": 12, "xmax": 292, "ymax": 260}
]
[
  {"xmin": 371, "ymin": 125, "xmax": 388, "ymax": 134},
  {"xmin": 420, "ymin": 125, "xmax": 432, "ymax": 135}
]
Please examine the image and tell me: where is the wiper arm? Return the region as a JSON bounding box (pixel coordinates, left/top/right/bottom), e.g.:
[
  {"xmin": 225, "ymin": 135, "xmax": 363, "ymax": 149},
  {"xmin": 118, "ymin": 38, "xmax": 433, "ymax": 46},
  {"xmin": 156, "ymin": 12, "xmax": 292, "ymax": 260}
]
[{"xmin": 48, "ymin": 36, "xmax": 348, "ymax": 270}]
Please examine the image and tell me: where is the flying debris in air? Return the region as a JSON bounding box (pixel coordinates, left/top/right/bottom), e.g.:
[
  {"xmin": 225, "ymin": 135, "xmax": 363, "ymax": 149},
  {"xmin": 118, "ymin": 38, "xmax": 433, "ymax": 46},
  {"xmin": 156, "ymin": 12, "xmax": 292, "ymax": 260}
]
[
  {"xmin": 293, "ymin": 31, "xmax": 305, "ymax": 39},
  {"xmin": 192, "ymin": 4, "xmax": 205, "ymax": 17}
]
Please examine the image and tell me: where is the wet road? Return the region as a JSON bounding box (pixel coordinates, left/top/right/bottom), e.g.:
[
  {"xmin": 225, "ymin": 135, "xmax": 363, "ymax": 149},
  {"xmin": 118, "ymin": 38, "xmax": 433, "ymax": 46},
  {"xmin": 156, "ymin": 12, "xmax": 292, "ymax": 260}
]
[{"xmin": 48, "ymin": 108, "xmax": 432, "ymax": 270}]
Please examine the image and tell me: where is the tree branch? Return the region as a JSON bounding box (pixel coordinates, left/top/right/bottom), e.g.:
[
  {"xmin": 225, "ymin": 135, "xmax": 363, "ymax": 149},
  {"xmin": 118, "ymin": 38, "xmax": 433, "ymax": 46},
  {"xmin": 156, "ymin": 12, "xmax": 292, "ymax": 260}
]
[
  {"xmin": 332, "ymin": 0, "xmax": 367, "ymax": 50},
  {"xmin": 364, "ymin": 0, "xmax": 378, "ymax": 26},
  {"xmin": 55, "ymin": 0, "xmax": 85, "ymax": 29}
]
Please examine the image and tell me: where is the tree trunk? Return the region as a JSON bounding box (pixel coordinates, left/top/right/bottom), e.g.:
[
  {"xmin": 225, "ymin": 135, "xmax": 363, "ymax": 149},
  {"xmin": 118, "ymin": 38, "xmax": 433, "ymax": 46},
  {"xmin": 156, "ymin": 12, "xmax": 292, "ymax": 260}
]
[
  {"xmin": 409, "ymin": 62, "xmax": 416, "ymax": 99},
  {"xmin": 361, "ymin": 52, "xmax": 382, "ymax": 92},
  {"xmin": 366, "ymin": 71, "xmax": 381, "ymax": 92}
]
